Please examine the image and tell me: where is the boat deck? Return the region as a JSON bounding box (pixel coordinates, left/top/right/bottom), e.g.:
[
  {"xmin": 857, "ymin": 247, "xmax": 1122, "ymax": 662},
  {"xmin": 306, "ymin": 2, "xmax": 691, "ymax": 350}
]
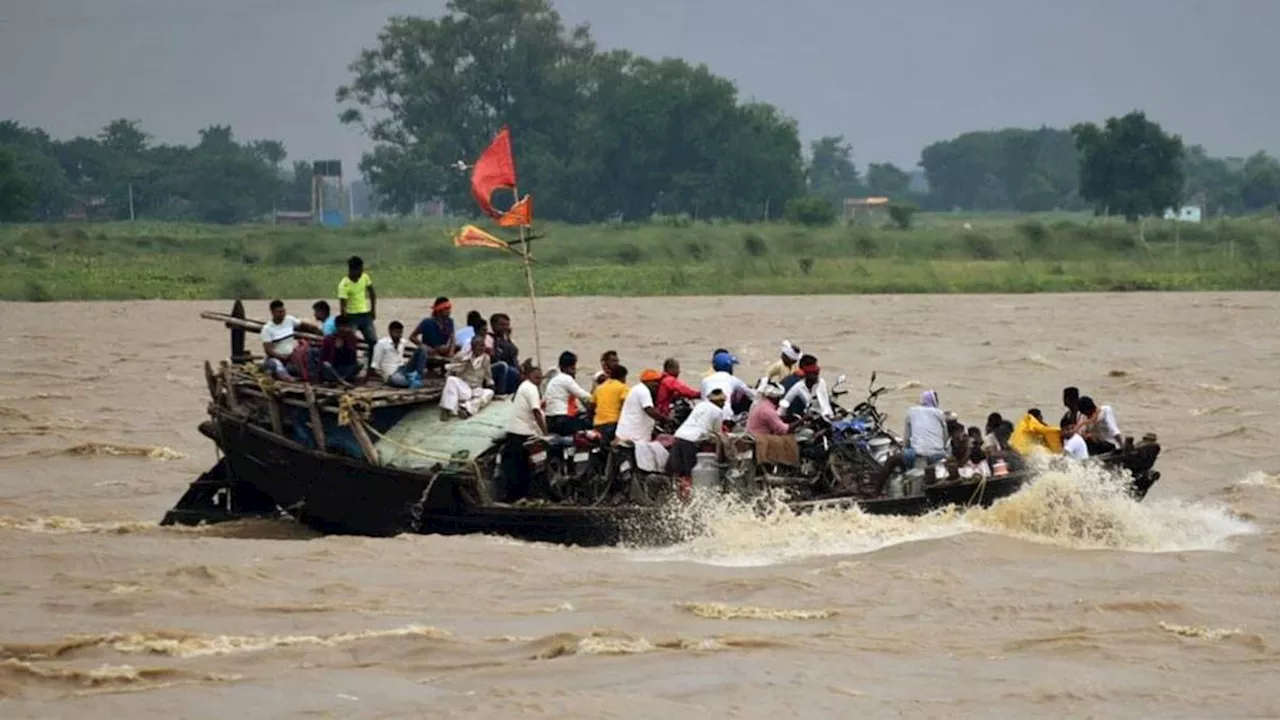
[{"xmin": 211, "ymin": 360, "xmax": 445, "ymax": 414}]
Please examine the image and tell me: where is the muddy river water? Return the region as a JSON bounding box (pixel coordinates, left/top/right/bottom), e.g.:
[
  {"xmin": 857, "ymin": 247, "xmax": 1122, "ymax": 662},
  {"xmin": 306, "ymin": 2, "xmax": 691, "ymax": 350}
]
[{"xmin": 0, "ymin": 294, "xmax": 1277, "ymax": 718}]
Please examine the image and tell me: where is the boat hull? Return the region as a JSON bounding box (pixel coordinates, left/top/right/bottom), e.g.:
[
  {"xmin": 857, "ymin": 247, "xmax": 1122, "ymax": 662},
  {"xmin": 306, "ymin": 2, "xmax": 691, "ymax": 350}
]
[{"xmin": 164, "ymin": 414, "xmax": 1155, "ymax": 547}]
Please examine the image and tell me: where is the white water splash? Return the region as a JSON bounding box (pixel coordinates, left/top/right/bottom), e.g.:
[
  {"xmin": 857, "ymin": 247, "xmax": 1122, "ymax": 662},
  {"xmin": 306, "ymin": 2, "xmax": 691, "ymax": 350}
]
[{"xmin": 627, "ymin": 462, "xmax": 1255, "ymax": 567}]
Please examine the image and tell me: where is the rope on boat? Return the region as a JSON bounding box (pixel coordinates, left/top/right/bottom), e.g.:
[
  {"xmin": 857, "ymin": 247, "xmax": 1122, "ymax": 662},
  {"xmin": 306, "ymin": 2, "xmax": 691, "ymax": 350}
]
[
  {"xmin": 336, "ymin": 394, "xmax": 372, "ymax": 427},
  {"xmin": 966, "ymin": 472, "xmax": 989, "ymax": 505}
]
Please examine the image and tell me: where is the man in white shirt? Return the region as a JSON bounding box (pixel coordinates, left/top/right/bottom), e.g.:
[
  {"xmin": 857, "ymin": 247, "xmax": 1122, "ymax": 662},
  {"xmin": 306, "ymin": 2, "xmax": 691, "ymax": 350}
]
[
  {"xmin": 617, "ymin": 370, "xmax": 670, "ymax": 472},
  {"xmin": 667, "ymin": 390, "xmax": 727, "ymax": 496},
  {"xmin": 370, "ymin": 321, "xmax": 410, "ymax": 384},
  {"xmin": 1075, "ymin": 396, "xmax": 1122, "ymax": 455},
  {"xmin": 260, "ymin": 299, "xmax": 320, "ymax": 380},
  {"xmin": 501, "ymin": 360, "xmax": 547, "ymax": 502},
  {"xmin": 701, "ymin": 351, "xmax": 755, "ymax": 421},
  {"xmin": 543, "ymin": 351, "xmax": 595, "ymax": 435},
  {"xmin": 778, "ymin": 356, "xmax": 834, "ymax": 421},
  {"xmin": 1061, "ymin": 420, "xmax": 1089, "ymax": 460}
]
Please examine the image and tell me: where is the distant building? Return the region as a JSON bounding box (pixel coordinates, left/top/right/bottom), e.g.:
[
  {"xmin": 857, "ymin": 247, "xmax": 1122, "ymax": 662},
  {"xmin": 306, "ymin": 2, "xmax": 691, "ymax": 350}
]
[
  {"xmin": 1163, "ymin": 205, "xmax": 1203, "ymax": 223},
  {"xmin": 843, "ymin": 196, "xmax": 891, "ymax": 225}
]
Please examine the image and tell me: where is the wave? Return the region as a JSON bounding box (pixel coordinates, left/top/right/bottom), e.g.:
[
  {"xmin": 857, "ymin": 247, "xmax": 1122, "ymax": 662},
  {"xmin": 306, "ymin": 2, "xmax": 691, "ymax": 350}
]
[
  {"xmin": 0, "ymin": 516, "xmax": 155, "ymax": 534},
  {"xmin": 679, "ymin": 603, "xmax": 836, "ymax": 620},
  {"xmin": 528, "ymin": 629, "xmax": 790, "ymax": 660},
  {"xmin": 628, "ymin": 462, "xmax": 1255, "ymax": 567},
  {"xmin": 1, "ymin": 624, "xmax": 452, "ymax": 662}
]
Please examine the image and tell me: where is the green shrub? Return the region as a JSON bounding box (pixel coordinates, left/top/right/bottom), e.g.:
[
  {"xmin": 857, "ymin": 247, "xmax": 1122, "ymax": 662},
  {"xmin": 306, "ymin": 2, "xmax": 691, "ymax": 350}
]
[
  {"xmin": 963, "ymin": 232, "xmax": 999, "ymax": 259},
  {"xmin": 887, "ymin": 202, "xmax": 917, "ymax": 230},
  {"xmin": 741, "ymin": 232, "xmax": 769, "ymax": 257},
  {"xmin": 783, "ymin": 196, "xmax": 836, "ymax": 227},
  {"xmin": 220, "ymin": 274, "xmax": 265, "ymax": 300}
]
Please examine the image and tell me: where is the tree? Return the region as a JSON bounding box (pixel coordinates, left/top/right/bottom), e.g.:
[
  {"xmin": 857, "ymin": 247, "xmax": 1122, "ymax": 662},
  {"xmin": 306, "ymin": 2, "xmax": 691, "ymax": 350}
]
[
  {"xmin": 1181, "ymin": 145, "xmax": 1243, "ymax": 216},
  {"xmin": 918, "ymin": 127, "xmax": 1079, "ymax": 211},
  {"xmin": 1240, "ymin": 152, "xmax": 1280, "ymax": 212},
  {"xmin": 337, "ymin": 0, "xmax": 805, "ymax": 221},
  {"xmin": 0, "ymin": 149, "xmax": 34, "ymax": 221},
  {"xmin": 1072, "ymin": 111, "xmax": 1184, "ymax": 221},
  {"xmin": 807, "ymin": 135, "xmax": 861, "ymax": 209},
  {"xmin": 864, "ymin": 162, "xmax": 911, "ymax": 199}
]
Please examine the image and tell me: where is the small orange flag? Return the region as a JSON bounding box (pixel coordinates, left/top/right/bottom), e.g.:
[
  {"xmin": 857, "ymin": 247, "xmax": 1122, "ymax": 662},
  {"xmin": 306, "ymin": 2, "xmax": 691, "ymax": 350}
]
[
  {"xmin": 452, "ymin": 224, "xmax": 510, "ymax": 251},
  {"xmin": 497, "ymin": 194, "xmax": 533, "ymax": 228}
]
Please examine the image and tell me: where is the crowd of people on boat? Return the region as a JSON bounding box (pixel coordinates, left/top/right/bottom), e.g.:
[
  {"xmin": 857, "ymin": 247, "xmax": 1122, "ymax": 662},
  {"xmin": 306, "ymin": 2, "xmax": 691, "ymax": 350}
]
[{"xmin": 255, "ymin": 255, "xmax": 1129, "ymax": 498}]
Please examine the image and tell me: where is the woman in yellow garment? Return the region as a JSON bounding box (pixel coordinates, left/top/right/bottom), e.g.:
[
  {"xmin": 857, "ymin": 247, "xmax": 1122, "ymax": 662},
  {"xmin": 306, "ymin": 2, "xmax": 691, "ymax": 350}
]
[
  {"xmin": 591, "ymin": 364, "xmax": 630, "ymax": 439},
  {"xmin": 1009, "ymin": 408, "xmax": 1063, "ymax": 455}
]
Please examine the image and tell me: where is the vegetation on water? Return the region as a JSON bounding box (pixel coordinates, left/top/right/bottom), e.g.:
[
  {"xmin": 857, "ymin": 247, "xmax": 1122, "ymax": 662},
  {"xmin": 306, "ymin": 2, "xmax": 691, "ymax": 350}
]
[{"xmin": 2, "ymin": 214, "xmax": 1279, "ymax": 302}]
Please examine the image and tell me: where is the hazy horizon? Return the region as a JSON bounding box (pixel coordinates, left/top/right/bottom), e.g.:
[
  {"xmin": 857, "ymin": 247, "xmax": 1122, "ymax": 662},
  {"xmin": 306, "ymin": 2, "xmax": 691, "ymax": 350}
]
[{"xmin": 3, "ymin": 0, "xmax": 1277, "ymax": 178}]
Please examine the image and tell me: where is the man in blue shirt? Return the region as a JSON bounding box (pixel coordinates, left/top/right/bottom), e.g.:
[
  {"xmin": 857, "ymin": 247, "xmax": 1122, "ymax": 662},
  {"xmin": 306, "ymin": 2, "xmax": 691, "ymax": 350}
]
[
  {"xmin": 312, "ymin": 300, "xmax": 336, "ymax": 336},
  {"xmin": 410, "ymin": 297, "xmax": 458, "ymax": 358}
]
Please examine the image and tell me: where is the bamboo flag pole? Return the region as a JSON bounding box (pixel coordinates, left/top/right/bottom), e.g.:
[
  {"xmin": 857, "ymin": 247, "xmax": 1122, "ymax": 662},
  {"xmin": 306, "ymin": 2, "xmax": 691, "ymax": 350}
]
[{"xmin": 512, "ymin": 187, "xmax": 543, "ymax": 368}]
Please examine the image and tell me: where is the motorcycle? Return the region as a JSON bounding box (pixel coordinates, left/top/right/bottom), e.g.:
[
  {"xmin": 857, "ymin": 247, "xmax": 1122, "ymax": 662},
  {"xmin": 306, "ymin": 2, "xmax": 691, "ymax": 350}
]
[{"xmin": 543, "ymin": 429, "xmax": 611, "ymax": 504}]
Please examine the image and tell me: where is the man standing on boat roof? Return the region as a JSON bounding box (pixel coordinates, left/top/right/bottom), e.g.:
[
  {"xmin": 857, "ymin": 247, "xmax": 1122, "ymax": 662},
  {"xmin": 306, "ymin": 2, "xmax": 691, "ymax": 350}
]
[{"xmin": 337, "ymin": 256, "xmax": 377, "ymax": 366}]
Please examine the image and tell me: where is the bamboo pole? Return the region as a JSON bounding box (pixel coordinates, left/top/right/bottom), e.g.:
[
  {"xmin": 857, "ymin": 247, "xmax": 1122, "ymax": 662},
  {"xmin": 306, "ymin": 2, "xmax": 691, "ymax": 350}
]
[
  {"xmin": 304, "ymin": 384, "xmax": 326, "ymax": 451},
  {"xmin": 511, "ymin": 186, "xmax": 542, "ymax": 368},
  {"xmin": 221, "ymin": 365, "xmax": 240, "ymax": 413},
  {"xmin": 351, "ymin": 419, "xmax": 379, "ymax": 465}
]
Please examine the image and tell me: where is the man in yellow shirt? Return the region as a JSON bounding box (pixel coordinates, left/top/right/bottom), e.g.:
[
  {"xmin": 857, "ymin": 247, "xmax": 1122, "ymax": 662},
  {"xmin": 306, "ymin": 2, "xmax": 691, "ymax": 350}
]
[
  {"xmin": 591, "ymin": 364, "xmax": 629, "ymax": 439},
  {"xmin": 338, "ymin": 255, "xmax": 377, "ymax": 366}
]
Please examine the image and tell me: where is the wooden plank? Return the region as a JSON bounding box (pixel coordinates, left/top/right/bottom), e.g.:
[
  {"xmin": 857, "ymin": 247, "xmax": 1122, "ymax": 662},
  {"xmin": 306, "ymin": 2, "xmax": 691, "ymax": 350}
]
[
  {"xmin": 304, "ymin": 384, "xmax": 326, "ymax": 451},
  {"xmin": 266, "ymin": 394, "xmax": 284, "ymax": 435},
  {"xmin": 230, "ymin": 301, "xmax": 246, "ymax": 364},
  {"xmin": 221, "ymin": 365, "xmax": 240, "ymax": 412},
  {"xmin": 204, "ymin": 360, "xmax": 218, "ymax": 402},
  {"xmin": 350, "ymin": 418, "xmax": 379, "ymax": 465}
]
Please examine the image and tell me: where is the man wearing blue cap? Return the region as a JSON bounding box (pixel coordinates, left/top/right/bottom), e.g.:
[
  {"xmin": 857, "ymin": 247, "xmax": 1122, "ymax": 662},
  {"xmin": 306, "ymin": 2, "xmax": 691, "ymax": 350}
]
[{"xmin": 700, "ymin": 351, "xmax": 755, "ymax": 421}]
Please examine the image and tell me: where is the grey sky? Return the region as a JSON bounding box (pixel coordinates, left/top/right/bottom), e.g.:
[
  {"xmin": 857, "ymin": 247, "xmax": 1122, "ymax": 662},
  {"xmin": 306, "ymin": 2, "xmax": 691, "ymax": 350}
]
[{"xmin": 2, "ymin": 0, "xmax": 1277, "ymax": 178}]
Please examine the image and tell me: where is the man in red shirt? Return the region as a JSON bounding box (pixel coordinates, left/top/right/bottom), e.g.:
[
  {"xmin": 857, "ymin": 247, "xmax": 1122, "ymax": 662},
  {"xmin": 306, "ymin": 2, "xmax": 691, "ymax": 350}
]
[{"xmin": 655, "ymin": 358, "xmax": 701, "ymax": 417}]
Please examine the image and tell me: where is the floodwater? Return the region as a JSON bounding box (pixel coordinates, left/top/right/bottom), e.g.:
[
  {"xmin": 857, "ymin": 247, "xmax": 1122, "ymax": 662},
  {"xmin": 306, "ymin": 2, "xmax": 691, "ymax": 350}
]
[{"xmin": 0, "ymin": 294, "xmax": 1277, "ymax": 719}]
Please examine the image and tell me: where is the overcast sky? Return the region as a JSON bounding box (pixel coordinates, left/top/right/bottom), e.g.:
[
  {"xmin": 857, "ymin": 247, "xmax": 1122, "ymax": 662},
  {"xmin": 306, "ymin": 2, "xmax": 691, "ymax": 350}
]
[{"xmin": 2, "ymin": 0, "xmax": 1276, "ymax": 177}]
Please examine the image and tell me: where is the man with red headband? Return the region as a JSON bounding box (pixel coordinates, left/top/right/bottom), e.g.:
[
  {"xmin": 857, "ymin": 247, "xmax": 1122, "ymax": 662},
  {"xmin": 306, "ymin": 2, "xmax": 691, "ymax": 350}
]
[
  {"xmin": 410, "ymin": 296, "xmax": 459, "ymax": 360},
  {"xmin": 778, "ymin": 354, "xmax": 834, "ymax": 421}
]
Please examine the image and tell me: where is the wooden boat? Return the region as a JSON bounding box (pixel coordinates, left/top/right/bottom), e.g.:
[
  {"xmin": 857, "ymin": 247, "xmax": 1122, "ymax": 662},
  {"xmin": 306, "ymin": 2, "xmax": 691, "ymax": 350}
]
[{"xmin": 161, "ymin": 303, "xmax": 1162, "ymax": 547}]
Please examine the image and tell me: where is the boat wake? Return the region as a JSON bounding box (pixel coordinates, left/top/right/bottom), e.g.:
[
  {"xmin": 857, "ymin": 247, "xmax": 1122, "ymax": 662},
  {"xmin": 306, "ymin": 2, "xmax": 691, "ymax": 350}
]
[{"xmin": 629, "ymin": 463, "xmax": 1255, "ymax": 567}]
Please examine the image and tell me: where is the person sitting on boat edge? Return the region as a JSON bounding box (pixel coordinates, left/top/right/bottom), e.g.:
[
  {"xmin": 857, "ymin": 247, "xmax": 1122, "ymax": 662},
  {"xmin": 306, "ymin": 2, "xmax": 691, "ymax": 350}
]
[
  {"xmin": 747, "ymin": 383, "xmax": 800, "ymax": 437},
  {"xmin": 617, "ymin": 369, "xmax": 671, "ymax": 473},
  {"xmin": 982, "ymin": 412, "xmax": 1012, "ymax": 453},
  {"xmin": 591, "ymin": 364, "xmax": 630, "ymax": 440},
  {"xmin": 440, "ymin": 335, "xmax": 495, "ymax": 420},
  {"xmin": 1074, "ymin": 396, "xmax": 1123, "ymax": 456},
  {"xmin": 260, "ymin": 300, "xmax": 322, "ymax": 381},
  {"xmin": 501, "ymin": 359, "xmax": 548, "ymax": 502},
  {"xmin": 371, "ymin": 321, "xmax": 411, "ymax": 385},
  {"xmin": 337, "ymin": 255, "xmax": 377, "ymax": 366},
  {"xmin": 320, "ymin": 314, "xmax": 364, "ymax": 385},
  {"xmin": 760, "ymin": 340, "xmax": 802, "ymax": 388},
  {"xmin": 1061, "ymin": 418, "xmax": 1089, "ymax": 460},
  {"xmin": 655, "ymin": 358, "xmax": 700, "ymax": 418},
  {"xmin": 543, "ymin": 350, "xmax": 595, "ymax": 435},
  {"xmin": 592, "ymin": 350, "xmax": 620, "ymax": 390},
  {"xmin": 778, "ymin": 355, "xmax": 834, "ymax": 422},
  {"xmin": 487, "ymin": 313, "xmax": 521, "ymax": 395},
  {"xmin": 312, "ymin": 300, "xmax": 336, "ymax": 336},
  {"xmin": 668, "ymin": 388, "xmax": 728, "ymax": 501},
  {"xmin": 701, "ymin": 351, "xmax": 755, "ymax": 421},
  {"xmin": 904, "ymin": 390, "xmax": 949, "ymax": 468},
  {"xmin": 410, "ymin": 297, "xmax": 459, "ymax": 360},
  {"xmin": 455, "ymin": 310, "xmax": 485, "ymax": 351}
]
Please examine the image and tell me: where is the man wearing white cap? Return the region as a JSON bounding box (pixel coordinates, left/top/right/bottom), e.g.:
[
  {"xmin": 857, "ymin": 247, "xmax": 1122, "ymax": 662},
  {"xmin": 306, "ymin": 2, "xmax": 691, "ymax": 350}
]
[{"xmin": 762, "ymin": 340, "xmax": 802, "ymax": 387}]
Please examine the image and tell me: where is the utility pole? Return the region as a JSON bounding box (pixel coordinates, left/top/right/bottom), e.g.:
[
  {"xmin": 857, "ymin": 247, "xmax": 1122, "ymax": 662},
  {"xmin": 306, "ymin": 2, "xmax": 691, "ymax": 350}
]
[{"xmin": 128, "ymin": 183, "xmax": 136, "ymax": 221}]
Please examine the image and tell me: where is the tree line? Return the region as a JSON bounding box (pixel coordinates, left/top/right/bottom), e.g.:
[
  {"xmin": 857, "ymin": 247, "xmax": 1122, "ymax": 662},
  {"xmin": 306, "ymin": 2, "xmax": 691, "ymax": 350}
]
[
  {"xmin": 3, "ymin": 0, "xmax": 1279, "ymax": 225},
  {"xmin": 0, "ymin": 119, "xmax": 314, "ymax": 223}
]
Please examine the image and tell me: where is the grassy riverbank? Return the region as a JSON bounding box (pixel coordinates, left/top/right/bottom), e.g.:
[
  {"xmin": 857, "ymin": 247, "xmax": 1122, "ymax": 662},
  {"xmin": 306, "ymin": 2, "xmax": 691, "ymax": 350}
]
[{"xmin": 1, "ymin": 214, "xmax": 1278, "ymax": 300}]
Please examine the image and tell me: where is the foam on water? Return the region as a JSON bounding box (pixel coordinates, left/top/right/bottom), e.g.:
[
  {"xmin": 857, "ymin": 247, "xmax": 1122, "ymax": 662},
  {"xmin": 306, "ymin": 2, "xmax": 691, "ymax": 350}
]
[{"xmin": 629, "ymin": 462, "xmax": 1256, "ymax": 567}]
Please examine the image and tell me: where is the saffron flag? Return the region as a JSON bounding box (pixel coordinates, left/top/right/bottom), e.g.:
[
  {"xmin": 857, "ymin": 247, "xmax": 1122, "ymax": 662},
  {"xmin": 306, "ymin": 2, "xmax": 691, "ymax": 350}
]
[
  {"xmin": 470, "ymin": 127, "xmax": 517, "ymax": 219},
  {"xmin": 452, "ymin": 224, "xmax": 510, "ymax": 251},
  {"xmin": 497, "ymin": 194, "xmax": 533, "ymax": 228}
]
